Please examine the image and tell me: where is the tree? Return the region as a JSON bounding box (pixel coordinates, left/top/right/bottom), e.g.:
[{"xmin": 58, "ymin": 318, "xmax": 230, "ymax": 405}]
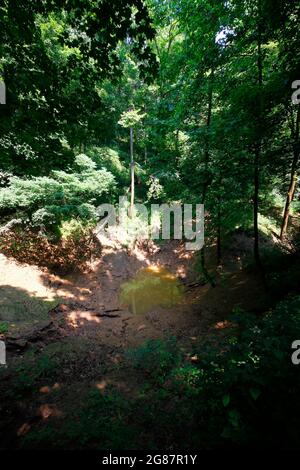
[
  {"xmin": 0, "ymin": 0, "xmax": 157, "ymax": 175},
  {"xmin": 118, "ymin": 108, "xmax": 146, "ymax": 216},
  {"xmin": 281, "ymin": 106, "xmax": 300, "ymax": 239}
]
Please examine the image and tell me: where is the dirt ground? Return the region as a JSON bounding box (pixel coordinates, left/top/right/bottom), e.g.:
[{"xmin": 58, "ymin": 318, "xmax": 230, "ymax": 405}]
[
  {"xmin": 0, "ymin": 238, "xmax": 269, "ymax": 448},
  {"xmin": 0, "ymin": 237, "xmax": 267, "ymax": 357}
]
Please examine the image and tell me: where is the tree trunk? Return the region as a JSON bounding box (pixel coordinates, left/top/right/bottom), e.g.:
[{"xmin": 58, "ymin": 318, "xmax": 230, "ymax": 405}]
[
  {"xmin": 252, "ymin": 0, "xmax": 268, "ymax": 289},
  {"xmin": 254, "ymin": 0, "xmax": 263, "ymax": 268},
  {"xmin": 130, "ymin": 126, "xmax": 135, "ymax": 218},
  {"xmin": 202, "ymin": 68, "xmax": 214, "ymax": 203},
  {"xmin": 254, "ymin": 145, "xmax": 260, "ymax": 264},
  {"xmin": 217, "ymin": 194, "xmax": 222, "ymax": 265},
  {"xmin": 200, "ymin": 67, "xmax": 215, "ymax": 287},
  {"xmin": 280, "ymin": 106, "xmax": 300, "ymax": 239}
]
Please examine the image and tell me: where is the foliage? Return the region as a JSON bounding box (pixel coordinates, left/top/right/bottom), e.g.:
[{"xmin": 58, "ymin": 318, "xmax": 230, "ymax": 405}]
[
  {"xmin": 0, "ymin": 0, "xmax": 299, "ymax": 452},
  {"xmin": 0, "ymin": 322, "xmax": 9, "ymax": 334},
  {"xmin": 1, "ymin": 0, "xmax": 299, "ymax": 267},
  {"xmin": 126, "ymin": 337, "xmax": 181, "ymax": 381},
  {"xmin": 11, "ymin": 295, "xmax": 300, "ymax": 450},
  {"xmin": 0, "ymin": 225, "xmax": 101, "ymax": 272},
  {"xmin": 0, "ymin": 0, "xmax": 158, "ymax": 175},
  {"xmin": 0, "ymin": 154, "xmax": 115, "ymax": 232},
  {"xmin": 124, "ymin": 295, "xmax": 300, "ymax": 448},
  {"xmin": 86, "ymin": 147, "xmax": 129, "ymax": 187},
  {"xmin": 11, "ymin": 352, "xmax": 58, "ymax": 397},
  {"xmin": 118, "ymin": 109, "xmax": 146, "ymax": 129}
]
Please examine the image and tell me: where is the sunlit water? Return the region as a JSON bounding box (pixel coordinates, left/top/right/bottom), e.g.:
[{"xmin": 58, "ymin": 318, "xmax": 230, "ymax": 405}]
[{"xmin": 119, "ymin": 265, "xmax": 184, "ymax": 314}]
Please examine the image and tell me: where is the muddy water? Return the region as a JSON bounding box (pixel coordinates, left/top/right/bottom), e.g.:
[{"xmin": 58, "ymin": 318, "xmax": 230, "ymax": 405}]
[{"xmin": 119, "ymin": 265, "xmax": 184, "ymax": 314}]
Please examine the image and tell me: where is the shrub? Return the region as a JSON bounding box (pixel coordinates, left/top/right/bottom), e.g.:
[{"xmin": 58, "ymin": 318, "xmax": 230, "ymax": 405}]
[
  {"xmin": 126, "ymin": 337, "xmax": 182, "ymax": 382},
  {"xmin": 123, "ymin": 296, "xmax": 300, "ymax": 449},
  {"xmin": 0, "ymin": 225, "xmax": 101, "ymax": 273},
  {"xmin": 11, "ymin": 352, "xmax": 58, "ymax": 397},
  {"xmin": 87, "ymin": 146, "xmax": 128, "ymax": 186},
  {"xmin": 0, "ymin": 322, "xmax": 9, "ymax": 334},
  {"xmin": 0, "ymin": 154, "xmax": 115, "ymax": 232}
]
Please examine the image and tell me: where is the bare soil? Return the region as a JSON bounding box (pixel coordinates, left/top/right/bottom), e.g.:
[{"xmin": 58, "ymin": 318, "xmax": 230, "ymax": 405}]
[
  {"xmin": 0, "ymin": 238, "xmax": 268, "ymax": 447},
  {"xmin": 0, "ymin": 239, "xmax": 266, "ymax": 355}
]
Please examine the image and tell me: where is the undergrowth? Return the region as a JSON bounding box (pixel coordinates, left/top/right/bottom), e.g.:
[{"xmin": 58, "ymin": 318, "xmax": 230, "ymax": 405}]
[{"xmin": 8, "ymin": 294, "xmax": 300, "ymax": 450}]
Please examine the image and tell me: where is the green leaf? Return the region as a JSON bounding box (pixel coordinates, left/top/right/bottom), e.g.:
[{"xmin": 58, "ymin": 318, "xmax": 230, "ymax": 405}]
[
  {"xmin": 249, "ymin": 388, "xmax": 261, "ymax": 401},
  {"xmin": 222, "ymin": 394, "xmax": 230, "ymax": 407},
  {"xmin": 228, "ymin": 409, "xmax": 240, "ymax": 428}
]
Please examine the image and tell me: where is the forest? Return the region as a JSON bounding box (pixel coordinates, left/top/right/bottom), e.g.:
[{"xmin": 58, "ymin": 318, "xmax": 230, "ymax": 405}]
[{"xmin": 0, "ymin": 0, "xmax": 300, "ymax": 453}]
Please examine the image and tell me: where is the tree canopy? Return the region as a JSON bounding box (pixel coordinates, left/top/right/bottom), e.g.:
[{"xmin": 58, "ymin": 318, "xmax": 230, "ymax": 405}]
[{"xmin": 0, "ymin": 0, "xmax": 300, "ymax": 452}]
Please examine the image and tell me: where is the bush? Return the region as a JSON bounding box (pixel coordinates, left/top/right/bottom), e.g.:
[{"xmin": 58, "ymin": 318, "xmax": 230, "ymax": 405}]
[
  {"xmin": 126, "ymin": 337, "xmax": 182, "ymax": 383},
  {"xmin": 0, "ymin": 154, "xmax": 115, "ymax": 232},
  {"xmin": 11, "ymin": 352, "xmax": 58, "ymax": 397},
  {"xmin": 87, "ymin": 146, "xmax": 128, "ymax": 186},
  {"xmin": 0, "ymin": 225, "xmax": 101, "ymax": 273},
  {"xmin": 0, "ymin": 322, "xmax": 9, "ymax": 334},
  {"xmin": 124, "ymin": 296, "xmax": 300, "ymax": 449},
  {"xmin": 13, "ymin": 296, "xmax": 300, "ymax": 450}
]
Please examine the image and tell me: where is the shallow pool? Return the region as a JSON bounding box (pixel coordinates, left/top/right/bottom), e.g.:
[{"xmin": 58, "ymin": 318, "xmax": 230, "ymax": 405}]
[{"xmin": 119, "ymin": 265, "xmax": 184, "ymax": 314}]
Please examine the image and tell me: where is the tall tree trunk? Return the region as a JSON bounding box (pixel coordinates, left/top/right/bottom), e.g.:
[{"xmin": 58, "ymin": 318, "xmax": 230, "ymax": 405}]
[
  {"xmin": 200, "ymin": 67, "xmax": 215, "ymax": 287},
  {"xmin": 253, "ymin": 145, "xmax": 260, "ymax": 264},
  {"xmin": 254, "ymin": 0, "xmax": 263, "ymax": 268},
  {"xmin": 130, "ymin": 126, "xmax": 135, "ymax": 218},
  {"xmin": 217, "ymin": 194, "xmax": 222, "ymax": 265},
  {"xmin": 202, "ymin": 68, "xmax": 214, "ymax": 203},
  {"xmin": 280, "ymin": 106, "xmax": 300, "ymax": 239},
  {"xmin": 253, "ymin": 0, "xmax": 268, "ymax": 290}
]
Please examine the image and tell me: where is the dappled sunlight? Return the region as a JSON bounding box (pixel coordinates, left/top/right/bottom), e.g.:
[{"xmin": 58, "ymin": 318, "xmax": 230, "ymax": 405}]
[
  {"xmin": 39, "ymin": 383, "xmax": 61, "ymax": 394},
  {"xmin": 40, "ymin": 273, "xmax": 76, "ymax": 299},
  {"xmin": 39, "ymin": 404, "xmax": 63, "ymax": 420},
  {"xmin": 190, "ymin": 354, "xmax": 199, "ymax": 363},
  {"xmin": 17, "ymin": 423, "xmax": 31, "ymax": 437},
  {"xmin": 137, "ymin": 323, "xmax": 147, "ymax": 331},
  {"xmin": 0, "ymin": 254, "xmax": 64, "ymax": 328},
  {"xmin": 174, "ymin": 243, "xmax": 194, "ymax": 260},
  {"xmin": 214, "ymin": 320, "xmax": 233, "ymax": 330},
  {"xmin": 131, "ymin": 245, "xmax": 149, "ymax": 262},
  {"xmin": 105, "ymin": 269, "xmax": 113, "ymax": 282},
  {"xmin": 145, "ymin": 264, "xmax": 161, "ymax": 273},
  {"xmin": 95, "ymin": 380, "xmax": 107, "ymax": 391},
  {"xmin": 176, "ymin": 265, "xmax": 188, "ymax": 278},
  {"xmin": 0, "ymin": 254, "xmax": 57, "ymax": 301},
  {"xmin": 67, "ymin": 310, "xmax": 101, "ymax": 328},
  {"xmin": 0, "ymin": 285, "xmax": 58, "ymax": 326},
  {"xmin": 40, "ymin": 271, "xmax": 97, "ymax": 302},
  {"xmin": 17, "ymin": 405, "xmax": 64, "ymax": 435}
]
